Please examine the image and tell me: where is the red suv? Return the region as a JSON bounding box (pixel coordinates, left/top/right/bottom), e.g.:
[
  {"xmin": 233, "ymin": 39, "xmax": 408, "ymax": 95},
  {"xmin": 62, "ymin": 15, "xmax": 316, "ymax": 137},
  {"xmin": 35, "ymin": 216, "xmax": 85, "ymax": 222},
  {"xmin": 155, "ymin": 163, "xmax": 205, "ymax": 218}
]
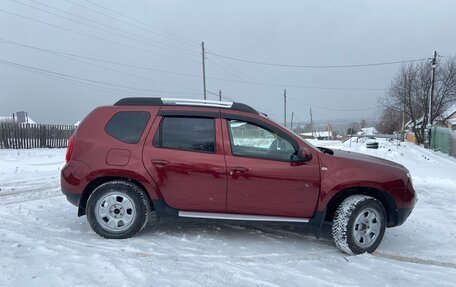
[{"xmin": 61, "ymin": 97, "xmax": 416, "ymax": 254}]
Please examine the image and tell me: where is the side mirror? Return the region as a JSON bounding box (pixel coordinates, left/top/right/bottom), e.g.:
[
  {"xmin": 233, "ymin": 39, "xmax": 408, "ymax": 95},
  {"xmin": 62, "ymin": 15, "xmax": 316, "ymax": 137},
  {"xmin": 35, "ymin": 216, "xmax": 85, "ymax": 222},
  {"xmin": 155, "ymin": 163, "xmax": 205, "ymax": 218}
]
[{"xmin": 298, "ymin": 147, "xmax": 313, "ymax": 162}]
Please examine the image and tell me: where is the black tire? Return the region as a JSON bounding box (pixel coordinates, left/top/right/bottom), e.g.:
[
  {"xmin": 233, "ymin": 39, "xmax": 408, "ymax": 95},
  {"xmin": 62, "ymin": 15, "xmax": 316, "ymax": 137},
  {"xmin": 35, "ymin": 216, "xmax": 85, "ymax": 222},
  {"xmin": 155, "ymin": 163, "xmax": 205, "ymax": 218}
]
[
  {"xmin": 86, "ymin": 180, "xmax": 151, "ymax": 239},
  {"xmin": 332, "ymin": 195, "xmax": 386, "ymax": 255}
]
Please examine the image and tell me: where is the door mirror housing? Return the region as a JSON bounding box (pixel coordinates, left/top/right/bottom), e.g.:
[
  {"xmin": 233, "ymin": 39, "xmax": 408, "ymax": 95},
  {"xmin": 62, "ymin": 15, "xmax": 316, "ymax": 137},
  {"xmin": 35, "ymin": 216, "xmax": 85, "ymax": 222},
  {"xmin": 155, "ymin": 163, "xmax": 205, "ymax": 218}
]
[{"xmin": 296, "ymin": 147, "xmax": 313, "ymax": 162}]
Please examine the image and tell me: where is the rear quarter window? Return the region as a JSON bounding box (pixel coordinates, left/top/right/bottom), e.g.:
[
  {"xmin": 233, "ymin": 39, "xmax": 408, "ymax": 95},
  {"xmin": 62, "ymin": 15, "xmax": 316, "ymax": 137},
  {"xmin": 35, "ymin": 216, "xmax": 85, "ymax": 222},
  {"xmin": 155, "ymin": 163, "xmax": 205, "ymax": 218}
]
[{"xmin": 105, "ymin": 111, "xmax": 150, "ymax": 144}]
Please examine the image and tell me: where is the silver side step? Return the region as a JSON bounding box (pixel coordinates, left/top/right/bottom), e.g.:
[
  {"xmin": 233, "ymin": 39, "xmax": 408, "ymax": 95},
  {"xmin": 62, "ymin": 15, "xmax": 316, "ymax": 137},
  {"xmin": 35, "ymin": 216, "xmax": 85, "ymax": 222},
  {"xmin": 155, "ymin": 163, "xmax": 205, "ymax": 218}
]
[{"xmin": 178, "ymin": 211, "xmax": 309, "ymax": 223}]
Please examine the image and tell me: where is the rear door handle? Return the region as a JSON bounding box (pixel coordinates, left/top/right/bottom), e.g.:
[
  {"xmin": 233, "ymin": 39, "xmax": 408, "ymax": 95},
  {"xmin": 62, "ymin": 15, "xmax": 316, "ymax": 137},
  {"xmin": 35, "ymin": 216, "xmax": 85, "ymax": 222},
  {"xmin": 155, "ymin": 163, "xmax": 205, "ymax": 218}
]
[
  {"xmin": 151, "ymin": 159, "xmax": 170, "ymax": 167},
  {"xmin": 229, "ymin": 167, "xmax": 249, "ymax": 175}
]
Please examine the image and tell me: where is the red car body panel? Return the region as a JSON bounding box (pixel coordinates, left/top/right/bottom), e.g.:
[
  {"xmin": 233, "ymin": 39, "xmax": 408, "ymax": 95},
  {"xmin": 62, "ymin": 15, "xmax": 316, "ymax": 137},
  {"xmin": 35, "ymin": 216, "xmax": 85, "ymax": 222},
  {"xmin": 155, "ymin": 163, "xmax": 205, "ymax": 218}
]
[
  {"xmin": 142, "ymin": 112, "xmax": 228, "ymax": 212},
  {"xmin": 61, "ymin": 106, "xmax": 163, "ymax": 201},
  {"xmin": 61, "ymin": 101, "xmax": 416, "ymax": 227},
  {"xmin": 220, "ymin": 115, "xmax": 321, "ymax": 218},
  {"xmin": 316, "ymin": 150, "xmax": 416, "ymax": 211}
]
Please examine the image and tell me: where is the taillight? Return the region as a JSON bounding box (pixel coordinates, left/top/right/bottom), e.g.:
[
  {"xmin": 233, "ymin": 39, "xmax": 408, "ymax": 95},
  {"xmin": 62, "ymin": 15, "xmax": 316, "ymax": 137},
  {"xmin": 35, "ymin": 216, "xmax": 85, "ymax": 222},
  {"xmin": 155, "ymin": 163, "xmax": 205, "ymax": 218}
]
[{"xmin": 66, "ymin": 135, "xmax": 75, "ymax": 163}]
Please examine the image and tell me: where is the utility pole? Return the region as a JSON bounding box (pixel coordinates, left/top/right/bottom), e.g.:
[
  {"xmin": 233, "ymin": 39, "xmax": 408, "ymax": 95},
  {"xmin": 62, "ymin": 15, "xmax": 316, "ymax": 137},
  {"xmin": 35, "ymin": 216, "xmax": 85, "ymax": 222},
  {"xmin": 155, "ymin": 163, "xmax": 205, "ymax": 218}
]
[
  {"xmin": 290, "ymin": 112, "xmax": 294, "ymax": 131},
  {"xmin": 201, "ymin": 41, "xmax": 207, "ymax": 100},
  {"xmin": 327, "ymin": 124, "xmax": 331, "ymax": 140},
  {"xmin": 309, "ymin": 108, "xmax": 315, "ymax": 137},
  {"xmin": 402, "ymin": 102, "xmax": 405, "ymax": 142},
  {"xmin": 283, "ymin": 89, "xmax": 287, "ymax": 127},
  {"xmin": 218, "ymin": 90, "xmax": 222, "ymax": 101},
  {"xmin": 402, "ymin": 73, "xmax": 408, "ymax": 142},
  {"xmin": 426, "ymin": 50, "xmax": 437, "ymax": 148}
]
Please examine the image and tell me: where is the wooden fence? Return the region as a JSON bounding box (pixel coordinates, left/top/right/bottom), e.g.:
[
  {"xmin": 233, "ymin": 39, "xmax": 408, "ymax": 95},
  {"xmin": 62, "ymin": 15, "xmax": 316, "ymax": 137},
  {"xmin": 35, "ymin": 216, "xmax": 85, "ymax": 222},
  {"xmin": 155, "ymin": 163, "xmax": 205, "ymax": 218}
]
[{"xmin": 0, "ymin": 122, "xmax": 76, "ymax": 149}]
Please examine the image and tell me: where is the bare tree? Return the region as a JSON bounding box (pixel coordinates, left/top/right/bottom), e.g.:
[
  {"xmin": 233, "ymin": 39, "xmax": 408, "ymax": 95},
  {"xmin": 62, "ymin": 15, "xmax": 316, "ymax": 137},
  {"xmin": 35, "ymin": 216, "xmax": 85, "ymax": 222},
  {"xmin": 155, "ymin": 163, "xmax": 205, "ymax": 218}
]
[
  {"xmin": 379, "ymin": 56, "xmax": 456, "ymax": 144},
  {"xmin": 347, "ymin": 122, "xmax": 360, "ymax": 135},
  {"xmin": 302, "ymin": 122, "xmax": 313, "ymax": 133},
  {"xmin": 376, "ymin": 108, "xmax": 402, "ymax": 134}
]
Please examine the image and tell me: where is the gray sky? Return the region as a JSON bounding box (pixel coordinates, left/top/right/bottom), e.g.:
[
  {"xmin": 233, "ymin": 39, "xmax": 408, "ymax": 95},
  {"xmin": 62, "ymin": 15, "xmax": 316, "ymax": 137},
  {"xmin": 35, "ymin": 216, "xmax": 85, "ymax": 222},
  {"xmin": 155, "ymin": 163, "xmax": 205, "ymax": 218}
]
[{"xmin": 1, "ymin": 0, "xmax": 455, "ymax": 125}]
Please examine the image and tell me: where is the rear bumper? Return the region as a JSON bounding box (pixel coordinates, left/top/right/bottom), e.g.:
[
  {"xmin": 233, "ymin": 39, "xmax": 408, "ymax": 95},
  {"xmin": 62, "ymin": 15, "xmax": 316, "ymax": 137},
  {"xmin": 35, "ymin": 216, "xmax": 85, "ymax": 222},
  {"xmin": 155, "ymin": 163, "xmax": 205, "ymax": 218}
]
[
  {"xmin": 61, "ymin": 160, "xmax": 91, "ymax": 215},
  {"xmin": 62, "ymin": 190, "xmax": 81, "ymax": 207}
]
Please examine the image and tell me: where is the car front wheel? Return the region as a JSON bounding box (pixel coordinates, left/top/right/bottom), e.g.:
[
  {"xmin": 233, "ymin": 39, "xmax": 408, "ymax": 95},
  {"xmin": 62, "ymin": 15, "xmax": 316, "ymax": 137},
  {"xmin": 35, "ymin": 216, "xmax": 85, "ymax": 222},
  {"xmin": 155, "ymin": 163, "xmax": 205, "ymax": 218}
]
[{"xmin": 332, "ymin": 195, "xmax": 386, "ymax": 255}]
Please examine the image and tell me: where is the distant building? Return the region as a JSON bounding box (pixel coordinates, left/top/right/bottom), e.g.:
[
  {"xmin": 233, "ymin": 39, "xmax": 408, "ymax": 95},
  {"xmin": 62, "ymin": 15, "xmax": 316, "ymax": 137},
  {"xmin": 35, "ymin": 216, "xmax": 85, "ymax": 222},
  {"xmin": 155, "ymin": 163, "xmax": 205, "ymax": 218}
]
[
  {"xmin": 436, "ymin": 104, "xmax": 456, "ymax": 130},
  {"xmin": 300, "ymin": 131, "xmax": 333, "ymax": 140},
  {"xmin": 405, "ymin": 104, "xmax": 456, "ymax": 131},
  {"xmin": 0, "ymin": 111, "xmax": 36, "ymax": 124},
  {"xmin": 357, "ymin": 127, "xmax": 378, "ymax": 136}
]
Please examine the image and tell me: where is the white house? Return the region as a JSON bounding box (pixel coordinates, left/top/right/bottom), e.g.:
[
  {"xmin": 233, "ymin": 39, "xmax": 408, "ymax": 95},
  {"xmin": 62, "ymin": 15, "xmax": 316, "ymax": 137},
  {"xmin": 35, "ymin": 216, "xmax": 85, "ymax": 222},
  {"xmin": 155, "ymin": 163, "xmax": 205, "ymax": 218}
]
[
  {"xmin": 300, "ymin": 131, "xmax": 333, "ymax": 140},
  {"xmin": 357, "ymin": 127, "xmax": 378, "ymax": 136},
  {"xmin": 0, "ymin": 112, "xmax": 36, "ymax": 124}
]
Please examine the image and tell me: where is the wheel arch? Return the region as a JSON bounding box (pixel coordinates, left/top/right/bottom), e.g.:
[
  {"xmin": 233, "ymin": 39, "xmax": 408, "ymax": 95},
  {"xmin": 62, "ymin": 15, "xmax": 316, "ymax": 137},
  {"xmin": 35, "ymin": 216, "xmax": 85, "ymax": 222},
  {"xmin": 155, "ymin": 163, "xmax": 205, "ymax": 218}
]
[
  {"xmin": 78, "ymin": 176, "xmax": 155, "ymax": 216},
  {"xmin": 324, "ymin": 187, "xmax": 399, "ymax": 227}
]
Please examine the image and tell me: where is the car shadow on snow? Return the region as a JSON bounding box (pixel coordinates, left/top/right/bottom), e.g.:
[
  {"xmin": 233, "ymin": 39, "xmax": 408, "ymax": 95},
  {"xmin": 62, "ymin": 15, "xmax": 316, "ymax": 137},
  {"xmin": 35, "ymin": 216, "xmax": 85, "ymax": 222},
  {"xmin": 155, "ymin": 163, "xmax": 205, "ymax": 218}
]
[{"xmin": 140, "ymin": 216, "xmax": 335, "ymax": 249}]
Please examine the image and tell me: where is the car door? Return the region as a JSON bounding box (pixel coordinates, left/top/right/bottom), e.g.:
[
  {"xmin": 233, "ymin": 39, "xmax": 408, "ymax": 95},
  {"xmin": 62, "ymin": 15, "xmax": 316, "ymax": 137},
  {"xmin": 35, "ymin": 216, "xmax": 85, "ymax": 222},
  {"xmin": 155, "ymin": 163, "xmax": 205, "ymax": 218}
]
[
  {"xmin": 222, "ymin": 116, "xmax": 320, "ymax": 218},
  {"xmin": 143, "ymin": 112, "xmax": 227, "ymax": 212}
]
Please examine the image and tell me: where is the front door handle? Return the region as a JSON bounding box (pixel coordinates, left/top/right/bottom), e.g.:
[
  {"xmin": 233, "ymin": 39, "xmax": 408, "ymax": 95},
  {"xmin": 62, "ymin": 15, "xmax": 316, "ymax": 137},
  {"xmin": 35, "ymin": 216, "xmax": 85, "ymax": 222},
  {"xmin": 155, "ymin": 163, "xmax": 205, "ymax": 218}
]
[
  {"xmin": 229, "ymin": 167, "xmax": 249, "ymax": 175},
  {"xmin": 151, "ymin": 159, "xmax": 170, "ymax": 167}
]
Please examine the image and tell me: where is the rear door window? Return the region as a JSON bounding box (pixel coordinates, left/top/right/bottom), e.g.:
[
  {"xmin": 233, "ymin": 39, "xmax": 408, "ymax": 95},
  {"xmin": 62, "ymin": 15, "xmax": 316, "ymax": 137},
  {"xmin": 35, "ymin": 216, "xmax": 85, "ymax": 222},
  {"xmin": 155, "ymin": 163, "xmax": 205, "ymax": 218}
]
[
  {"xmin": 154, "ymin": 117, "xmax": 215, "ymax": 153},
  {"xmin": 105, "ymin": 111, "xmax": 150, "ymax": 144}
]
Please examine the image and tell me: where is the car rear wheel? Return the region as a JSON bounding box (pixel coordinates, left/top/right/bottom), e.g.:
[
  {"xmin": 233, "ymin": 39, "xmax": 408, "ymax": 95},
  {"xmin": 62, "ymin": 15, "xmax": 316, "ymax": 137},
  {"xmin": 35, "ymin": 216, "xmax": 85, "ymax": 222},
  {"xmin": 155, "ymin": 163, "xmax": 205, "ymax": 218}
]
[
  {"xmin": 332, "ymin": 195, "xmax": 386, "ymax": 255},
  {"xmin": 86, "ymin": 181, "xmax": 151, "ymax": 239}
]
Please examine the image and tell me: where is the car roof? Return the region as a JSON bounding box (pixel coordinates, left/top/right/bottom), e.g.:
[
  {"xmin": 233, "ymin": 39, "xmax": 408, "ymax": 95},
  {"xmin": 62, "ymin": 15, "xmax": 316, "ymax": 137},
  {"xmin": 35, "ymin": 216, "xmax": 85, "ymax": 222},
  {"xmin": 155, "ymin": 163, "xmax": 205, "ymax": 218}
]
[{"xmin": 114, "ymin": 97, "xmax": 259, "ymax": 115}]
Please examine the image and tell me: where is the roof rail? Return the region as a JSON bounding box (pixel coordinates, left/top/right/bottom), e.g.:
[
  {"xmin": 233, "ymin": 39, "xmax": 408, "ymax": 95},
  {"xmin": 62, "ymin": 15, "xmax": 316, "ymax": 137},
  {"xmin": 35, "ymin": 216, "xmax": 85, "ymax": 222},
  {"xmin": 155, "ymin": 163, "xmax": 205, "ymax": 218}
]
[
  {"xmin": 114, "ymin": 97, "xmax": 259, "ymax": 115},
  {"xmin": 161, "ymin": 98, "xmax": 233, "ymax": 108}
]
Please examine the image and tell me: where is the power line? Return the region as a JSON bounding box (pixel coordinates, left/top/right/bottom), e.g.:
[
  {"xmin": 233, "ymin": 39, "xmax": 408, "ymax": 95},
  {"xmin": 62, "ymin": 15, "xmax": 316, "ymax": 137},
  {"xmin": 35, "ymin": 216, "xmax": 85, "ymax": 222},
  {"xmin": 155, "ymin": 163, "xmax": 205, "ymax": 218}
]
[
  {"xmin": 207, "ymin": 58, "xmax": 248, "ymax": 83},
  {"xmin": 2, "ymin": 59, "xmax": 159, "ymax": 98},
  {"xmin": 206, "ymin": 50, "xmax": 429, "ymax": 68},
  {"xmin": 68, "ymin": 0, "xmax": 198, "ymax": 47},
  {"xmin": 0, "ymin": 8, "xmax": 199, "ymax": 64},
  {"xmin": 206, "ymin": 90, "xmax": 236, "ymax": 102},
  {"xmin": 0, "ymin": 39, "xmax": 202, "ymax": 80},
  {"xmin": 0, "ymin": 58, "xmax": 201, "ymax": 95},
  {"xmin": 0, "ymin": 39, "xmax": 388, "ymax": 93},
  {"xmin": 209, "ymin": 56, "xmax": 258, "ymax": 83},
  {"xmin": 206, "ymin": 57, "xmax": 385, "ymax": 91},
  {"xmin": 208, "ymin": 76, "xmax": 386, "ymax": 91},
  {"xmin": 29, "ymin": 68, "xmax": 155, "ymax": 98},
  {"xmin": 9, "ymin": 0, "xmax": 199, "ymax": 57},
  {"xmin": 24, "ymin": 0, "xmax": 199, "ymax": 55},
  {"xmin": 261, "ymin": 98, "xmax": 283, "ymax": 113},
  {"xmin": 0, "ymin": 39, "xmax": 199, "ymax": 90},
  {"xmin": 288, "ymin": 96, "xmax": 379, "ymax": 112}
]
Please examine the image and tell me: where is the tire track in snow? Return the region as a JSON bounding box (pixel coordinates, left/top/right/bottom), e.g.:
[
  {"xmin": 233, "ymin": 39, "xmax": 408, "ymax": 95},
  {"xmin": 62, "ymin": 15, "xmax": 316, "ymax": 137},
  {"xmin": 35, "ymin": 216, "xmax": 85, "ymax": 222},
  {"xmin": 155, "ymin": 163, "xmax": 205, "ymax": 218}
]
[
  {"xmin": 0, "ymin": 175, "xmax": 59, "ymax": 186},
  {"xmin": 0, "ymin": 186, "xmax": 61, "ymax": 205},
  {"xmin": 374, "ymin": 251, "xmax": 456, "ymax": 269},
  {"xmin": 0, "ymin": 208, "xmax": 338, "ymax": 266}
]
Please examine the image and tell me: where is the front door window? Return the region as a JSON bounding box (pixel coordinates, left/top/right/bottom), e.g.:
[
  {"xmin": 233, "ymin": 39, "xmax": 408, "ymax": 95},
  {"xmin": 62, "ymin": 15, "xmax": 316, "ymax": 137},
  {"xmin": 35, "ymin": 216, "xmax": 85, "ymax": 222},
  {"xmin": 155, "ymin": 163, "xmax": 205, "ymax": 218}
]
[{"xmin": 227, "ymin": 120, "xmax": 296, "ymax": 161}]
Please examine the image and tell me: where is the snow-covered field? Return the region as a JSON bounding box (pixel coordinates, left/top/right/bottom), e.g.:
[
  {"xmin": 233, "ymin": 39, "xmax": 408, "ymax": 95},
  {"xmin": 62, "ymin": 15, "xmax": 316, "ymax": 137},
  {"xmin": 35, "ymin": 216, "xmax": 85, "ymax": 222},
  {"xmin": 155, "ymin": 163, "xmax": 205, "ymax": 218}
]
[{"xmin": 1, "ymin": 140, "xmax": 456, "ymax": 286}]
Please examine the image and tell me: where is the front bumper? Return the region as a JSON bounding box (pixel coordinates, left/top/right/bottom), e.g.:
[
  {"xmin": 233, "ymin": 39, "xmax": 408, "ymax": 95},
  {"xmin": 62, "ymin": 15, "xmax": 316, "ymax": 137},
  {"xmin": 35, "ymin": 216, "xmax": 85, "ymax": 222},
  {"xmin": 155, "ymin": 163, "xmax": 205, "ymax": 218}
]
[
  {"xmin": 396, "ymin": 206, "xmax": 415, "ymax": 226},
  {"xmin": 394, "ymin": 183, "xmax": 417, "ymax": 226}
]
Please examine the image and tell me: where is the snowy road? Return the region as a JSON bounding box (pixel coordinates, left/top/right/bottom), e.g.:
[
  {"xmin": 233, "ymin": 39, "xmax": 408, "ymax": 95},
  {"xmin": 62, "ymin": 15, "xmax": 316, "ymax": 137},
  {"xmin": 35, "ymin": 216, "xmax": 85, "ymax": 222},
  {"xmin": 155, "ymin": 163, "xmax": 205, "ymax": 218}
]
[{"xmin": 1, "ymin": 141, "xmax": 456, "ymax": 286}]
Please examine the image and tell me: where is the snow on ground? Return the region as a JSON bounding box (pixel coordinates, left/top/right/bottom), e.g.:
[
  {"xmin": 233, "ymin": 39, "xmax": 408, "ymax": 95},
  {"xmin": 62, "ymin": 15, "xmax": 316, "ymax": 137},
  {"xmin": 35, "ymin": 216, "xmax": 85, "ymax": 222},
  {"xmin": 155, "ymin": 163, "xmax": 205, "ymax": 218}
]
[{"xmin": 1, "ymin": 142, "xmax": 456, "ymax": 286}]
